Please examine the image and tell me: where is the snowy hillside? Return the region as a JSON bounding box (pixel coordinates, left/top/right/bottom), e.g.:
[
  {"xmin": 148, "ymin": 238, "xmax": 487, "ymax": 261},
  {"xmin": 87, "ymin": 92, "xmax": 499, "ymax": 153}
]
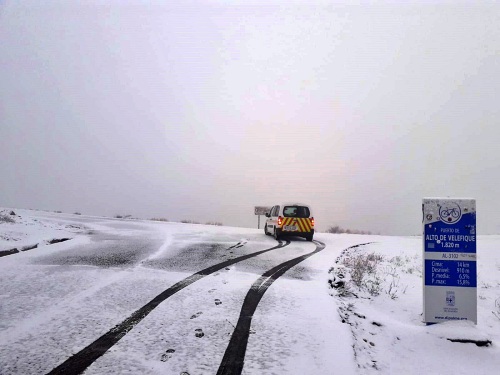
[{"xmin": 0, "ymin": 209, "xmax": 499, "ymax": 374}]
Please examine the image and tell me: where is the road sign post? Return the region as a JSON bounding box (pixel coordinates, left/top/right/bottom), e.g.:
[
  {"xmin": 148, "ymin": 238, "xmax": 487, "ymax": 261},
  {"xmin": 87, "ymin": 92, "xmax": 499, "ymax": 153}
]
[
  {"xmin": 254, "ymin": 206, "xmax": 271, "ymax": 229},
  {"xmin": 422, "ymin": 198, "xmax": 477, "ymax": 324}
]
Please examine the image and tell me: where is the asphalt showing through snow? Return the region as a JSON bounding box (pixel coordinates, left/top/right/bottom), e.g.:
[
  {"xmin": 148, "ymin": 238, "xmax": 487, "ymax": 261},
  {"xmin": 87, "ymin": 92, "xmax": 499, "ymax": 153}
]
[
  {"xmin": 216, "ymin": 240, "xmax": 326, "ymax": 375},
  {"xmin": 46, "ymin": 240, "xmax": 290, "ymax": 375}
]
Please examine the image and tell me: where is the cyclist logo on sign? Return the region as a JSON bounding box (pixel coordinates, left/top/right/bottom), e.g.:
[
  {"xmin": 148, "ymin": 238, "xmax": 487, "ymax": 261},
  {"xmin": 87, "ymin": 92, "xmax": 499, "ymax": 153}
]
[{"xmin": 439, "ymin": 202, "xmax": 462, "ymax": 224}]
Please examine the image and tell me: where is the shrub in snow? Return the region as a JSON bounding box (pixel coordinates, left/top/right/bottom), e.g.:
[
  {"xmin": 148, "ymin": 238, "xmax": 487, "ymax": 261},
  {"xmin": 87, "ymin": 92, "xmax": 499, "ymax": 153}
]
[
  {"xmin": 328, "ymin": 246, "xmax": 411, "ymax": 300},
  {"xmin": 0, "ymin": 214, "xmax": 15, "ymax": 224},
  {"xmin": 341, "ymin": 252, "xmax": 384, "ymax": 295},
  {"xmin": 328, "ymin": 265, "xmax": 351, "ymax": 297},
  {"xmin": 114, "ymin": 214, "xmax": 132, "ymax": 219},
  {"xmin": 180, "ymin": 220, "xmax": 200, "ymax": 224},
  {"xmin": 205, "ymin": 221, "xmax": 223, "ymax": 226},
  {"xmin": 494, "ymin": 298, "xmax": 500, "ymax": 321},
  {"xmin": 325, "ymin": 225, "xmax": 372, "ymax": 234}
]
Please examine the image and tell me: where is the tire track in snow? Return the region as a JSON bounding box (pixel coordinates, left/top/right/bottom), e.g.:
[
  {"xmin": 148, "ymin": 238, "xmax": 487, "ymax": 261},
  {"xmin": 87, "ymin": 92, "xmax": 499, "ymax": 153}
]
[
  {"xmin": 2, "ymin": 236, "xmax": 174, "ymax": 345},
  {"xmin": 216, "ymin": 240, "xmax": 326, "ymax": 375},
  {"xmin": 46, "ymin": 240, "xmax": 290, "ymax": 375}
]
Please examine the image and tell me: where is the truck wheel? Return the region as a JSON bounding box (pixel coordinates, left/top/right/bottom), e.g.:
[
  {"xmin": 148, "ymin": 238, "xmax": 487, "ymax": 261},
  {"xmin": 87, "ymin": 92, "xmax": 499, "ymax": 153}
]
[
  {"xmin": 264, "ymin": 225, "xmax": 269, "ymax": 235},
  {"xmin": 274, "ymin": 229, "xmax": 280, "ymax": 241},
  {"xmin": 306, "ymin": 234, "xmax": 313, "ymax": 242}
]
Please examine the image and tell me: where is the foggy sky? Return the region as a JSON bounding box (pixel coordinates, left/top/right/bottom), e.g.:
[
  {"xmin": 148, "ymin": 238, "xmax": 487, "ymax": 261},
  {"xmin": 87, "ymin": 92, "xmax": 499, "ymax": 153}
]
[{"xmin": 1, "ymin": 1, "xmax": 500, "ymax": 235}]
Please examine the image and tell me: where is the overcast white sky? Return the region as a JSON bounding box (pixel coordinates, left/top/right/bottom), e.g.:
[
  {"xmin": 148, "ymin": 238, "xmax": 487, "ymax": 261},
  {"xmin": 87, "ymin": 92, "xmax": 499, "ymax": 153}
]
[{"xmin": 1, "ymin": 0, "xmax": 500, "ymax": 234}]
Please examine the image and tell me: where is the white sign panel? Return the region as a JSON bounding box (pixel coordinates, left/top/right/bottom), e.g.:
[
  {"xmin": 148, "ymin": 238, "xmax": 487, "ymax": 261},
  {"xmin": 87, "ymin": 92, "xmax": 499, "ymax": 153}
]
[
  {"xmin": 254, "ymin": 206, "xmax": 271, "ymax": 216},
  {"xmin": 423, "ymin": 198, "xmax": 477, "ymax": 324}
]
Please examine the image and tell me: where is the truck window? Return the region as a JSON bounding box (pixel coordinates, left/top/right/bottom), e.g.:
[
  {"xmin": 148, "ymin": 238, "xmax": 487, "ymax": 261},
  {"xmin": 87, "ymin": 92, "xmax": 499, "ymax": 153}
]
[{"xmin": 283, "ymin": 206, "xmax": 310, "ymax": 218}]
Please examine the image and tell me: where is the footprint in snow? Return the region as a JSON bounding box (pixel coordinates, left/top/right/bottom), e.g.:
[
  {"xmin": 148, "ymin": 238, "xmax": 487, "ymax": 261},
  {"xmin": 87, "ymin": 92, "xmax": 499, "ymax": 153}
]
[
  {"xmin": 195, "ymin": 328, "xmax": 204, "ymax": 338},
  {"xmin": 160, "ymin": 348, "xmax": 175, "ymax": 362},
  {"xmin": 190, "ymin": 312, "xmax": 203, "ymax": 319}
]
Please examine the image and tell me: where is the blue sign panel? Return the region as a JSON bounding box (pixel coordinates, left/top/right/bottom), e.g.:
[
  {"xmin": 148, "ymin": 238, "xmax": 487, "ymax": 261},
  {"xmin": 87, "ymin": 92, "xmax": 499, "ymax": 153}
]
[
  {"xmin": 424, "ymin": 211, "xmax": 476, "ymax": 254},
  {"xmin": 424, "ymin": 260, "xmax": 477, "ymax": 287},
  {"xmin": 422, "ymin": 198, "xmax": 477, "ymax": 324}
]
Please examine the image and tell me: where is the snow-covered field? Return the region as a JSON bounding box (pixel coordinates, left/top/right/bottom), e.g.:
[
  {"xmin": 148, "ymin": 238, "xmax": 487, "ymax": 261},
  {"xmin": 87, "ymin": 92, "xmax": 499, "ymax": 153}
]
[{"xmin": 0, "ymin": 208, "xmax": 499, "ymax": 374}]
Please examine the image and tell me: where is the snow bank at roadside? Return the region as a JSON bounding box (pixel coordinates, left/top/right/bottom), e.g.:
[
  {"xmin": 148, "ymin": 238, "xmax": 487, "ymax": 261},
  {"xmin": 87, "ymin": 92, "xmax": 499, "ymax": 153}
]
[
  {"xmin": 0, "ymin": 208, "xmax": 86, "ymax": 255},
  {"xmin": 326, "ymin": 236, "xmax": 500, "ymax": 374}
]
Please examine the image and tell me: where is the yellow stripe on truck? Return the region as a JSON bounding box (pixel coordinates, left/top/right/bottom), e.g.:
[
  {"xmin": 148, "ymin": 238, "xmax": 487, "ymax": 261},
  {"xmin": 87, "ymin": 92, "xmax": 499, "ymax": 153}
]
[
  {"xmin": 299, "ymin": 219, "xmax": 310, "ymax": 232},
  {"xmin": 282, "ymin": 218, "xmax": 312, "ymax": 232}
]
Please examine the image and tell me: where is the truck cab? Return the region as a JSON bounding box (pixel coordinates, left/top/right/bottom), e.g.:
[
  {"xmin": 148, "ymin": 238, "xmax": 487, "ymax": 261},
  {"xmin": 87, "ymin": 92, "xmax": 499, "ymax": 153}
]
[{"xmin": 264, "ymin": 203, "xmax": 314, "ymax": 241}]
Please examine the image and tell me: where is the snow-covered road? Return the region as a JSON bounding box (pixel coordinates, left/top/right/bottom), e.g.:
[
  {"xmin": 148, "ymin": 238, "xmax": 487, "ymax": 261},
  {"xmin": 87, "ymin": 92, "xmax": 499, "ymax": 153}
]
[
  {"xmin": 0, "ymin": 211, "xmax": 361, "ymax": 374},
  {"xmin": 2, "ymin": 209, "xmax": 499, "ymax": 375}
]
